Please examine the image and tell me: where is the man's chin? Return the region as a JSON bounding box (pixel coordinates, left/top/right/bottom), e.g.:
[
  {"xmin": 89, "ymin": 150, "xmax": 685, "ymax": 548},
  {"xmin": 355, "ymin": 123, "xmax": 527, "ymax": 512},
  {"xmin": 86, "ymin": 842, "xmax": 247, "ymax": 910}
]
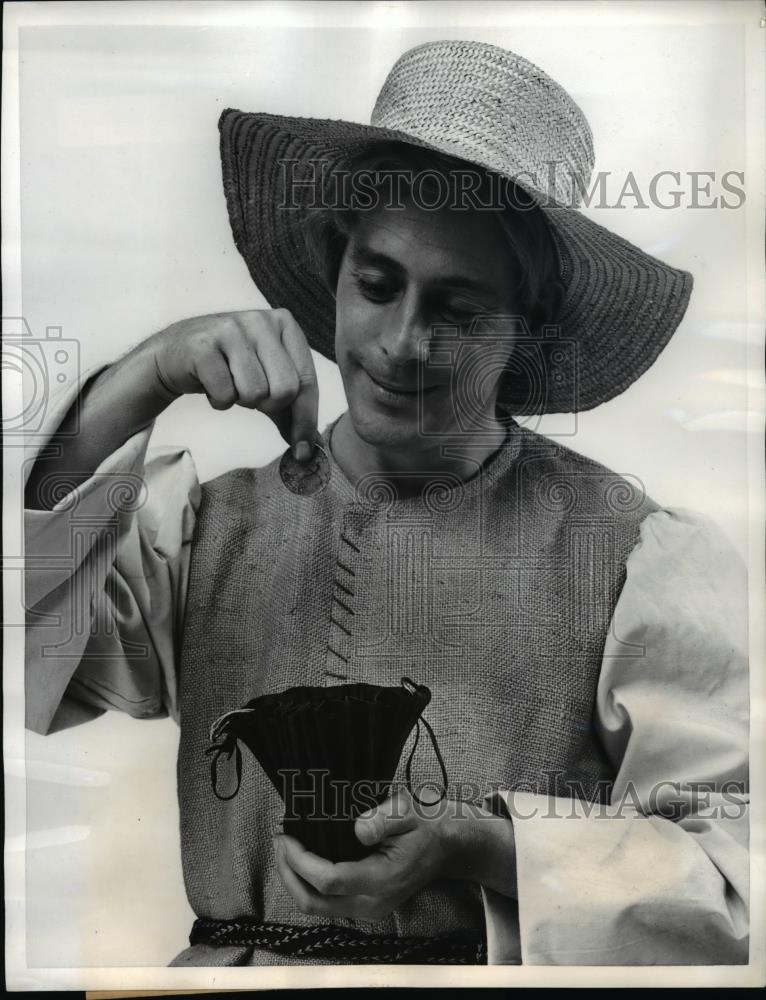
[
  {"xmin": 351, "ymin": 418, "xmax": 419, "ymax": 450},
  {"xmin": 347, "ymin": 404, "xmax": 432, "ymax": 451}
]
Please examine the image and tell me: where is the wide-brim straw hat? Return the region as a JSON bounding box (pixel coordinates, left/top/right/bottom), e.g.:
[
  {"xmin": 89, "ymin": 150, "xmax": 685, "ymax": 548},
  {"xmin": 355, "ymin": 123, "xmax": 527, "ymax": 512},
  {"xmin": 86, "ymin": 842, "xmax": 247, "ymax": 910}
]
[{"xmin": 218, "ymin": 39, "xmax": 693, "ymax": 414}]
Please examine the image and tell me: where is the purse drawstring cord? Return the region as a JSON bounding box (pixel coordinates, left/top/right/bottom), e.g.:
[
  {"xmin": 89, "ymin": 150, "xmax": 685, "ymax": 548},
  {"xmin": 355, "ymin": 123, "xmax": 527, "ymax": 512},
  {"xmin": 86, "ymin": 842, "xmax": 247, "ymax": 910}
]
[{"xmin": 207, "ymin": 676, "xmax": 448, "ymax": 805}]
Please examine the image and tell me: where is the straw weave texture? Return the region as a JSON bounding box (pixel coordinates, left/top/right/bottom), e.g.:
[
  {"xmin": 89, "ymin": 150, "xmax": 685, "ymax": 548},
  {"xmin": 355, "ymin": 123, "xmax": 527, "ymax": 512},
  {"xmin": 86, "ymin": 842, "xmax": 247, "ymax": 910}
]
[{"xmin": 218, "ymin": 39, "xmax": 693, "ymax": 414}]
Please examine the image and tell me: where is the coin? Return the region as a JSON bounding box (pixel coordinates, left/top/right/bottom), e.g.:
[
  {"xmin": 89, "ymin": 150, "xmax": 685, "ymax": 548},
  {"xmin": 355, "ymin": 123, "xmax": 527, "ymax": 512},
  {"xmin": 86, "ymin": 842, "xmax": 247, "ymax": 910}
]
[{"xmin": 279, "ymin": 437, "xmax": 331, "ymax": 497}]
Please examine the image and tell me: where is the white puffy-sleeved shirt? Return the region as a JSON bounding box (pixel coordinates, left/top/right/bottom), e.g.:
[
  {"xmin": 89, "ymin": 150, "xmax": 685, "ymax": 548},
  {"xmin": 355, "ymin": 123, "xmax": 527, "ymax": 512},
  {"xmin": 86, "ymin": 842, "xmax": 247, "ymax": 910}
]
[{"xmin": 24, "ymin": 366, "xmax": 750, "ymax": 966}]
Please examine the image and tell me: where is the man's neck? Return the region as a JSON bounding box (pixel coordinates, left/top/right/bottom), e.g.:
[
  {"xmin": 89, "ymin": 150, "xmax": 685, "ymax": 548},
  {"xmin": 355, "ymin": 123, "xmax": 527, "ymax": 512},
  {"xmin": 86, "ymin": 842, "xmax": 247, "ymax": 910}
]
[{"xmin": 329, "ymin": 411, "xmax": 509, "ymax": 497}]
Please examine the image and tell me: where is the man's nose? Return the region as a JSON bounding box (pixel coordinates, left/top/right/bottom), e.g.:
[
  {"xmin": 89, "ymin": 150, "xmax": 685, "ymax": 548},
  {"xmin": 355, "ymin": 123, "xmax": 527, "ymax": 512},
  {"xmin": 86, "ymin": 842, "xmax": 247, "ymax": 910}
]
[{"xmin": 377, "ymin": 293, "xmax": 430, "ymax": 365}]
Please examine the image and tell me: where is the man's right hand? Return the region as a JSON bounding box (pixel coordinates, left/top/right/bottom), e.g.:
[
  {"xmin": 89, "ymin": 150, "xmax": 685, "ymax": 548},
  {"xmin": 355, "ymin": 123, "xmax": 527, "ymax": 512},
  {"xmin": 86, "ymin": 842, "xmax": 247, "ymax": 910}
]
[
  {"xmin": 24, "ymin": 308, "xmax": 321, "ymax": 511},
  {"xmin": 150, "ymin": 308, "xmax": 320, "ymax": 461}
]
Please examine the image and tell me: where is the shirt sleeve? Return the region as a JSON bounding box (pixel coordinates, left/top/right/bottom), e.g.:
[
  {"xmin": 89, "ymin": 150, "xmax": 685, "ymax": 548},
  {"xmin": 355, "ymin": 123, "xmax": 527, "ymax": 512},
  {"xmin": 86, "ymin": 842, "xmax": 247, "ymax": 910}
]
[
  {"xmin": 479, "ymin": 507, "xmax": 749, "ymax": 965},
  {"xmin": 24, "ymin": 363, "xmax": 201, "ymax": 735}
]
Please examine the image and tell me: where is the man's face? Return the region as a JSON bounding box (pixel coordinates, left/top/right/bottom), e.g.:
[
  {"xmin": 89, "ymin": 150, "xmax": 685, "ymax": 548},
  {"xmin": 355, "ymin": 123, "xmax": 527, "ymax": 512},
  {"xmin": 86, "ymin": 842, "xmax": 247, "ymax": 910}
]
[{"xmin": 334, "ymin": 199, "xmax": 517, "ymax": 454}]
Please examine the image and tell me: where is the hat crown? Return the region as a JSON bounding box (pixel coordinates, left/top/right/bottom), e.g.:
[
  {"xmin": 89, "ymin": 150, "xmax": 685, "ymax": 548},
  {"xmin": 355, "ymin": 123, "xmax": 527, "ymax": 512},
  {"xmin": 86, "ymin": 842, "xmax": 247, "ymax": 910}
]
[{"xmin": 370, "ymin": 39, "xmax": 595, "ymax": 207}]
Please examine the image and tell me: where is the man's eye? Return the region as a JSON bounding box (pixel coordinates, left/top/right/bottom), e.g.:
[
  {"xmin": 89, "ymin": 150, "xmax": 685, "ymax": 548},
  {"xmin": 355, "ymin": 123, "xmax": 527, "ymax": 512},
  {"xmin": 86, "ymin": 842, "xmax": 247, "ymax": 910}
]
[
  {"xmin": 437, "ymin": 303, "xmax": 481, "ymax": 325},
  {"xmin": 354, "ymin": 276, "xmax": 395, "ymax": 302}
]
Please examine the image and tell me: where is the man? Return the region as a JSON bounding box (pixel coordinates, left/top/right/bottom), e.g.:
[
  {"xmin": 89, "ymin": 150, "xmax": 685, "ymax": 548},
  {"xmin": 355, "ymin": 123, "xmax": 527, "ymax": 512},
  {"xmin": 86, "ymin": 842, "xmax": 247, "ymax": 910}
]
[{"xmin": 24, "ymin": 39, "xmax": 748, "ymax": 966}]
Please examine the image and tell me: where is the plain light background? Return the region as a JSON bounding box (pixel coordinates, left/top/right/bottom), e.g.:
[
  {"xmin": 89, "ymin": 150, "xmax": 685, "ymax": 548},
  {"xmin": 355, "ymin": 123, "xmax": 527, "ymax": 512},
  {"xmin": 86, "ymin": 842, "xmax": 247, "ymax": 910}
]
[{"xmin": 10, "ymin": 1, "xmax": 759, "ymax": 973}]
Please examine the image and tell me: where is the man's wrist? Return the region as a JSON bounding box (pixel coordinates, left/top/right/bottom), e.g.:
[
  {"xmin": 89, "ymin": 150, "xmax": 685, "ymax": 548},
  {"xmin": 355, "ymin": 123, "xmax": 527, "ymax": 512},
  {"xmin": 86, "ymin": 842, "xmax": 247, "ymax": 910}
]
[{"xmin": 438, "ymin": 799, "xmax": 518, "ymax": 898}]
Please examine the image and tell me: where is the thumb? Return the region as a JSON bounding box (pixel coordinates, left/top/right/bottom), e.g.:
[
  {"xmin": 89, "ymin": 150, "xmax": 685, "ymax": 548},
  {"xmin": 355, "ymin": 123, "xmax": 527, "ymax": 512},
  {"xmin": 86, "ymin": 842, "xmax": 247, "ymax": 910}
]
[
  {"xmin": 289, "ymin": 377, "xmax": 319, "ymax": 459},
  {"xmin": 354, "ymin": 792, "xmax": 416, "ymax": 847},
  {"xmin": 271, "ymin": 406, "xmax": 321, "ymax": 463}
]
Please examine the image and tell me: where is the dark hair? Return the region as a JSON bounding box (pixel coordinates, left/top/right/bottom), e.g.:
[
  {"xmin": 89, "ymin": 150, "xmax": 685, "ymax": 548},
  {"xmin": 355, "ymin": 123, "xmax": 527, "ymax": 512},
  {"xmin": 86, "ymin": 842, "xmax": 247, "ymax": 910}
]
[{"xmin": 303, "ymin": 141, "xmax": 565, "ymax": 336}]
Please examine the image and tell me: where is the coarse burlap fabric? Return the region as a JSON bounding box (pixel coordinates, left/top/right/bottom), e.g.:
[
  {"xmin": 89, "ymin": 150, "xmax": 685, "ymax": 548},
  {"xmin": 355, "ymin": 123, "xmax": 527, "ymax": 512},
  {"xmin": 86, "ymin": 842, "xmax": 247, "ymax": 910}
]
[
  {"xmin": 171, "ymin": 416, "xmax": 659, "ymax": 966},
  {"xmin": 217, "ymin": 39, "xmax": 694, "ymax": 415}
]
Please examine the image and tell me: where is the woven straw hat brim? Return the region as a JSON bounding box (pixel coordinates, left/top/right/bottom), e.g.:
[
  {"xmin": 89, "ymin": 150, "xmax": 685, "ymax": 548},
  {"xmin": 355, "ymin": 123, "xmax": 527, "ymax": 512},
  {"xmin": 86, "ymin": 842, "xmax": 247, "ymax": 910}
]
[{"xmin": 219, "ymin": 108, "xmax": 693, "ymax": 414}]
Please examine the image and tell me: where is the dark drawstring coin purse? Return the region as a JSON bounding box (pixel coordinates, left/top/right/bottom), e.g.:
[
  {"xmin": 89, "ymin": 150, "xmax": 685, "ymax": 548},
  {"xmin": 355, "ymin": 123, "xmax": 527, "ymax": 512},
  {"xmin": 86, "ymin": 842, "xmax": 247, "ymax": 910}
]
[{"xmin": 205, "ymin": 677, "xmax": 448, "ymax": 862}]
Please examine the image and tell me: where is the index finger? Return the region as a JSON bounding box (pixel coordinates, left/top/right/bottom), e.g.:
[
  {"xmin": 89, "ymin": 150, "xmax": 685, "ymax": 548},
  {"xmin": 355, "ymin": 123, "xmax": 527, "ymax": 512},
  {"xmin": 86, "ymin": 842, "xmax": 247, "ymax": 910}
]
[
  {"xmin": 278, "ymin": 834, "xmax": 390, "ymax": 897},
  {"xmin": 277, "ymin": 311, "xmax": 319, "ymax": 452}
]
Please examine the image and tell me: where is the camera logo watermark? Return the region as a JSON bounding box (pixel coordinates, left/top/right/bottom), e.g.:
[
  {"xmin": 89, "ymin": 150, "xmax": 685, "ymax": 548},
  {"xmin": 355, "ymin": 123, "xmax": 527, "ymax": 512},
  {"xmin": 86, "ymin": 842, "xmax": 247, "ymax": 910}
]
[
  {"xmin": 2, "ymin": 317, "xmax": 80, "ymax": 443},
  {"xmin": 418, "ymin": 315, "xmax": 578, "ymax": 439},
  {"xmin": 4, "ymin": 317, "xmax": 150, "ymax": 664}
]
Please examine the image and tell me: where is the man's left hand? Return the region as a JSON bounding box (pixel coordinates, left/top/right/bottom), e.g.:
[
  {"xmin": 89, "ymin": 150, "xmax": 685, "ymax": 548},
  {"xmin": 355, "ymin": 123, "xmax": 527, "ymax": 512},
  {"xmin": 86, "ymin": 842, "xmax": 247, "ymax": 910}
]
[
  {"xmin": 274, "ymin": 788, "xmax": 462, "ymax": 922},
  {"xmin": 274, "ymin": 787, "xmax": 518, "ymax": 921}
]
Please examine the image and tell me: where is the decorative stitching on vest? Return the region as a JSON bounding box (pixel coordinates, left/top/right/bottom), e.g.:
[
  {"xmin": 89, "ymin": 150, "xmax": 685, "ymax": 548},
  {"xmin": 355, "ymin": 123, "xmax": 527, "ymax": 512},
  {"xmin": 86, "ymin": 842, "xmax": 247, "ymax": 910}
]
[
  {"xmin": 329, "ymin": 614, "xmax": 352, "ymax": 636},
  {"xmin": 327, "ymin": 646, "xmax": 348, "ymax": 664},
  {"xmin": 324, "ymin": 669, "xmax": 349, "ymax": 680},
  {"xmin": 324, "ymin": 510, "xmax": 369, "ymax": 681},
  {"xmin": 340, "ymin": 533, "xmax": 361, "ymax": 553},
  {"xmin": 334, "ymin": 579, "xmax": 354, "ymax": 598},
  {"xmin": 332, "ymin": 594, "xmax": 355, "ymax": 616}
]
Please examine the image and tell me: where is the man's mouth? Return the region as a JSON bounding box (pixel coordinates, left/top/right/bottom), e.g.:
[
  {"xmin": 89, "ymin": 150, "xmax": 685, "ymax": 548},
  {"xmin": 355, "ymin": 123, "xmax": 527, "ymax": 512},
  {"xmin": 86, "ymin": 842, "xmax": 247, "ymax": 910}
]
[{"xmin": 364, "ymin": 368, "xmax": 441, "ymax": 397}]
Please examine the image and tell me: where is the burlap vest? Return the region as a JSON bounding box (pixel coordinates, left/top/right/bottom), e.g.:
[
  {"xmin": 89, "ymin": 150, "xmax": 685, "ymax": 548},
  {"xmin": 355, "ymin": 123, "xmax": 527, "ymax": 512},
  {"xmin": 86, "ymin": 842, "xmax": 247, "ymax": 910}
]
[{"xmin": 176, "ymin": 418, "xmax": 658, "ymax": 946}]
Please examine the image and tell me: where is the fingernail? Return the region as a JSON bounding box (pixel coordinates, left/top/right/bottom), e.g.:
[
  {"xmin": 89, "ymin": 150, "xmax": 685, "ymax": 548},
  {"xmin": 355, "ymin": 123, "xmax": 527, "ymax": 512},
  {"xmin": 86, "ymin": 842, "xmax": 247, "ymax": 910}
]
[{"xmin": 293, "ymin": 440, "xmax": 311, "ymax": 462}]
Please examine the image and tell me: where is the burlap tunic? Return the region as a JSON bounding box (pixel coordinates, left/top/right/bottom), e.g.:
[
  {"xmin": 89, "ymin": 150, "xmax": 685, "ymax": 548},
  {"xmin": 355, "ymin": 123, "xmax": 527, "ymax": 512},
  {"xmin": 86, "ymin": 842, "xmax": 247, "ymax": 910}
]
[{"xmin": 168, "ymin": 416, "xmax": 657, "ymax": 965}]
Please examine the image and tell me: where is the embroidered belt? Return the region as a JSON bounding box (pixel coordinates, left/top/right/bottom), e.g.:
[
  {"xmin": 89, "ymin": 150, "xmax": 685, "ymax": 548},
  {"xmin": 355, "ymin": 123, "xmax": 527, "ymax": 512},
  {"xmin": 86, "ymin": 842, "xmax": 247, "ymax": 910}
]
[{"xmin": 190, "ymin": 916, "xmax": 487, "ymax": 964}]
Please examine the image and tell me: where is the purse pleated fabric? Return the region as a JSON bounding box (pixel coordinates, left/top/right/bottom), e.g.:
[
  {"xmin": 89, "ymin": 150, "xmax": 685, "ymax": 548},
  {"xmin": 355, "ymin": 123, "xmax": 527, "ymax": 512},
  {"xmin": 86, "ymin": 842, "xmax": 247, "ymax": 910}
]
[{"xmin": 206, "ymin": 678, "xmax": 435, "ymax": 862}]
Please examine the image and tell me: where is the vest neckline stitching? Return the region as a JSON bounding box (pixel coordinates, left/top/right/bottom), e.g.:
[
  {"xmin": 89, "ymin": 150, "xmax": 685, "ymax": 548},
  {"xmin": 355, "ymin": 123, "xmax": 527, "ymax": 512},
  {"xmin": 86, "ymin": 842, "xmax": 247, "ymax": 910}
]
[{"xmin": 320, "ymin": 413, "xmax": 524, "ymax": 509}]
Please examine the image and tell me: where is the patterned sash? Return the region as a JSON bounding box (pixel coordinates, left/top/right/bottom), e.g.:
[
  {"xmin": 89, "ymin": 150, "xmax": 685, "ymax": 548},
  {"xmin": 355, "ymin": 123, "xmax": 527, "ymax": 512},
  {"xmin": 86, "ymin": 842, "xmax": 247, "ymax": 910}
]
[{"xmin": 190, "ymin": 916, "xmax": 487, "ymax": 965}]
